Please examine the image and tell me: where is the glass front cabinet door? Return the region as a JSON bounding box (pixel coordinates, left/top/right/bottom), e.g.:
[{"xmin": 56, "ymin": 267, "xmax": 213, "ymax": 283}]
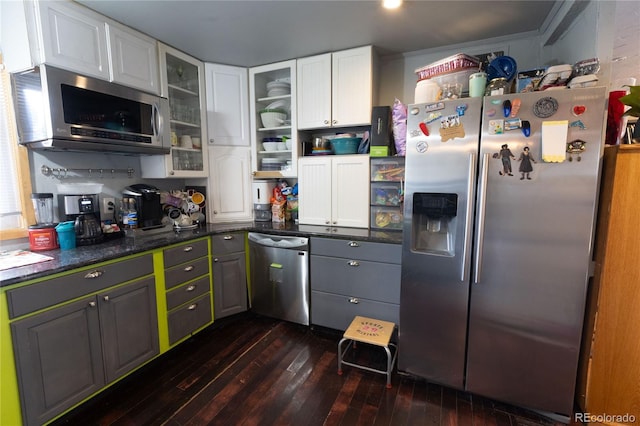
[
  {"xmin": 141, "ymin": 43, "xmax": 208, "ymax": 178},
  {"xmin": 249, "ymin": 60, "xmax": 298, "ymax": 178}
]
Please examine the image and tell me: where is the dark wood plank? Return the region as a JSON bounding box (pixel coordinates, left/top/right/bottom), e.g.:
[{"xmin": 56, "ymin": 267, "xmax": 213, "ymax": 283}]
[{"xmin": 51, "ymin": 313, "xmax": 575, "ymax": 426}]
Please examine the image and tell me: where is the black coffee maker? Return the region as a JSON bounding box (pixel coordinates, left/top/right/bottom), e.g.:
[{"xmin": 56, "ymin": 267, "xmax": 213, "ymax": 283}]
[
  {"xmin": 123, "ymin": 184, "xmax": 164, "ymax": 229},
  {"xmin": 73, "ymin": 196, "xmax": 104, "ymax": 245}
]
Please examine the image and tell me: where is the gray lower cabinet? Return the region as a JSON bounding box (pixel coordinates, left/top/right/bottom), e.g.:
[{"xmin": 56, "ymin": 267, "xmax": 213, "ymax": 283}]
[
  {"xmin": 164, "ymin": 238, "xmax": 213, "ymax": 345},
  {"xmin": 10, "ymin": 269, "xmax": 158, "ymax": 426},
  {"xmin": 310, "ymin": 237, "xmax": 401, "ymax": 331},
  {"xmin": 211, "ymin": 232, "xmax": 248, "ymax": 319}
]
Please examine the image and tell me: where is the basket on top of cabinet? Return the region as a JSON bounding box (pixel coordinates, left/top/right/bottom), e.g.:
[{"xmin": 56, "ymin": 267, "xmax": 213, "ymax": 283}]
[{"xmin": 370, "ymin": 157, "xmax": 405, "ymax": 230}]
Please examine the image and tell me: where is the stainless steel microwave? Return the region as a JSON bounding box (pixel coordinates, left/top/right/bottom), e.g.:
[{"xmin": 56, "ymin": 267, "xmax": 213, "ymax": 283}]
[{"xmin": 11, "ymin": 65, "xmax": 170, "ymax": 155}]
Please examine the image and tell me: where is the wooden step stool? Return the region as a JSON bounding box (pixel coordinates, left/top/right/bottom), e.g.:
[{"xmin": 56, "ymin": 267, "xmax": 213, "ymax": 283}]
[{"xmin": 337, "ymin": 316, "xmax": 398, "ymax": 388}]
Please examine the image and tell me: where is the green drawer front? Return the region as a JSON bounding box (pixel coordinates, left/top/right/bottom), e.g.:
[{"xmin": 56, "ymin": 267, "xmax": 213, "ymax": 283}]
[
  {"xmin": 168, "ymin": 293, "xmax": 212, "ymax": 345},
  {"xmin": 211, "ymin": 232, "xmax": 245, "ymax": 255},
  {"xmin": 7, "ymin": 254, "xmax": 154, "ymax": 318},
  {"xmin": 163, "ymin": 239, "xmax": 209, "ymax": 268},
  {"xmin": 166, "ymin": 276, "xmax": 211, "ymax": 311},
  {"xmin": 164, "ymin": 257, "xmax": 210, "ymax": 290},
  {"xmin": 310, "ymin": 237, "xmax": 401, "ymax": 263}
]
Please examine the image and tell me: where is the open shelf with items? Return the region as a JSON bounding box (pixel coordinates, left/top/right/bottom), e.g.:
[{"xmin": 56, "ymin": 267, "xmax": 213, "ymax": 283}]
[
  {"xmin": 249, "ymin": 60, "xmax": 298, "ymax": 178},
  {"xmin": 141, "ymin": 43, "xmax": 208, "ymax": 178},
  {"xmin": 370, "ymin": 157, "xmax": 405, "ymax": 231}
]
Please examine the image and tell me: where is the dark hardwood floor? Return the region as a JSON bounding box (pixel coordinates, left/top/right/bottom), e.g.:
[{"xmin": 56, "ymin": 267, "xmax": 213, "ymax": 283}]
[{"xmin": 52, "ymin": 313, "xmax": 578, "ymax": 426}]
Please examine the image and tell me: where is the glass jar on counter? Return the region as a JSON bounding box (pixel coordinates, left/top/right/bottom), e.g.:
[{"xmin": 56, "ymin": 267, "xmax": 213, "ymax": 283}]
[{"xmin": 485, "ymin": 77, "xmax": 511, "ymax": 96}]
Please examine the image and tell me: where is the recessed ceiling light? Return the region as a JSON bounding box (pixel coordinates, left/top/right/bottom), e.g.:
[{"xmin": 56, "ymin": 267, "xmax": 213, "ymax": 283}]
[{"xmin": 383, "ymin": 0, "xmax": 402, "ymax": 9}]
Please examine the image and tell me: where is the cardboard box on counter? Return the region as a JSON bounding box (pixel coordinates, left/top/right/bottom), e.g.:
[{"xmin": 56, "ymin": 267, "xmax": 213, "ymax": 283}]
[{"xmin": 516, "ymin": 68, "xmax": 547, "ymax": 93}]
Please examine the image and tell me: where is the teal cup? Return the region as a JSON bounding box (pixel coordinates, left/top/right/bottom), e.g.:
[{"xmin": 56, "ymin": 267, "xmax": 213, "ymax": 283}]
[{"xmin": 55, "ymin": 221, "xmax": 76, "ymax": 250}]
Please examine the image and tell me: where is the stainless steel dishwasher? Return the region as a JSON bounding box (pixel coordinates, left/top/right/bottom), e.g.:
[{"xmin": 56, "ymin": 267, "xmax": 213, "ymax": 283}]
[{"xmin": 248, "ymin": 232, "xmax": 310, "ymax": 325}]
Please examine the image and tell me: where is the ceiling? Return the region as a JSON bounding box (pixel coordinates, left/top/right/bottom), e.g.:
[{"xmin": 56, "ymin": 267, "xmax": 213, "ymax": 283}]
[{"xmin": 77, "ymin": 0, "xmax": 559, "ymax": 67}]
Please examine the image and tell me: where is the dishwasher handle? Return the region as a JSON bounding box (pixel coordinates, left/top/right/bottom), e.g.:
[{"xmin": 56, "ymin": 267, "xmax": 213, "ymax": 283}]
[{"xmin": 248, "ymin": 232, "xmax": 309, "ymax": 250}]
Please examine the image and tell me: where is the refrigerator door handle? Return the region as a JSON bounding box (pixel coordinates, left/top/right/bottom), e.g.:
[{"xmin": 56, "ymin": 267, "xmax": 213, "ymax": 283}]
[
  {"xmin": 473, "ymin": 153, "xmax": 490, "ymax": 284},
  {"xmin": 461, "ymin": 152, "xmax": 476, "ymax": 282}
]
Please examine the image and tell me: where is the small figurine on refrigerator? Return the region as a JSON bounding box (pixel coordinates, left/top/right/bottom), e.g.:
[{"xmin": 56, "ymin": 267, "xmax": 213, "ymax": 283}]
[
  {"xmin": 518, "ymin": 146, "xmax": 536, "ymax": 180},
  {"xmin": 497, "ymin": 144, "xmax": 515, "ymax": 176}
]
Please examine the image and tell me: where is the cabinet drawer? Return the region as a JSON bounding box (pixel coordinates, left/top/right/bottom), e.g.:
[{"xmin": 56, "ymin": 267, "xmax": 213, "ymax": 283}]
[
  {"xmin": 163, "ymin": 239, "xmax": 209, "ymax": 268},
  {"xmin": 310, "ymin": 255, "xmax": 400, "ymax": 304},
  {"xmin": 166, "ymin": 276, "xmax": 211, "ymax": 311},
  {"xmin": 7, "ymin": 254, "xmax": 153, "ymax": 318},
  {"xmin": 311, "ymin": 290, "xmax": 399, "ymax": 331},
  {"xmin": 164, "ymin": 257, "xmax": 210, "ymax": 290},
  {"xmin": 211, "ymin": 232, "xmax": 245, "ymax": 255},
  {"xmin": 168, "ymin": 293, "xmax": 212, "ymax": 345},
  {"xmin": 310, "ymin": 237, "xmax": 401, "ymax": 263}
]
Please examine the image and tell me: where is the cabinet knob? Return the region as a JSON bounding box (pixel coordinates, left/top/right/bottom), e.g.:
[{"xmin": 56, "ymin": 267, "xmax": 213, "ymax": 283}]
[
  {"xmin": 213, "ymin": 258, "xmax": 219, "ymax": 262},
  {"xmin": 84, "ymin": 270, "xmax": 104, "ymax": 279},
  {"xmin": 223, "ymin": 235, "xmax": 234, "ymax": 240},
  {"xmin": 210, "ymin": 138, "xmax": 215, "ymax": 144},
  {"xmin": 183, "ymin": 246, "xmax": 194, "ymax": 252},
  {"xmin": 88, "ymin": 301, "xmax": 96, "ymax": 308},
  {"xmin": 170, "ymin": 171, "xmax": 175, "ymax": 175},
  {"xmin": 348, "ymin": 241, "xmax": 360, "ymax": 247},
  {"xmin": 347, "ymin": 260, "xmax": 360, "ymax": 267},
  {"xmin": 187, "ymin": 303, "xmax": 198, "ymax": 311},
  {"xmin": 103, "ymin": 296, "xmax": 110, "ymax": 302},
  {"xmin": 349, "ymin": 297, "xmax": 359, "ymax": 304},
  {"xmin": 324, "ymin": 120, "xmax": 330, "ymax": 125},
  {"xmin": 184, "ymin": 265, "xmax": 194, "ymax": 272},
  {"xmin": 325, "ymin": 220, "xmax": 330, "ymax": 225},
  {"xmin": 332, "ymin": 120, "xmax": 338, "ymax": 125},
  {"xmin": 186, "ymin": 285, "xmax": 196, "ymax": 292},
  {"xmin": 332, "ymin": 221, "xmax": 337, "ymax": 225}
]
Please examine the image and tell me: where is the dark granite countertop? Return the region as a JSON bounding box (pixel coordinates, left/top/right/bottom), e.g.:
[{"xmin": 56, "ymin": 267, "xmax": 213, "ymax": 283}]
[{"xmin": 1, "ymin": 222, "xmax": 402, "ymax": 288}]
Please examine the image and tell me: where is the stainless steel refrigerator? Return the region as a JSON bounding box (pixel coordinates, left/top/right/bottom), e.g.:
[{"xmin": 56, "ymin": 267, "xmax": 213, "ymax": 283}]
[{"xmin": 399, "ymin": 87, "xmax": 607, "ymax": 417}]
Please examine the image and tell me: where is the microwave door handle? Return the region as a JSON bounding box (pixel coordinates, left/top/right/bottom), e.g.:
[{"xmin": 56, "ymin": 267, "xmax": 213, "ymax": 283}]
[{"xmin": 151, "ymin": 103, "xmax": 159, "ymax": 138}]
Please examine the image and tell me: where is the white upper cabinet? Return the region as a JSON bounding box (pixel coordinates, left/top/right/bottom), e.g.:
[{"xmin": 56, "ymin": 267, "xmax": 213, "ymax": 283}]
[
  {"xmin": 107, "ymin": 22, "xmax": 159, "ymax": 94},
  {"xmin": 249, "ymin": 59, "xmax": 298, "ymax": 178},
  {"xmin": 205, "ymin": 63, "xmax": 250, "ymax": 146},
  {"xmin": 207, "ymin": 146, "xmax": 253, "ymax": 223},
  {"xmin": 297, "ymin": 46, "xmax": 375, "ymax": 130},
  {"xmin": 36, "ymin": 0, "xmax": 110, "ymax": 80},
  {"xmin": 297, "ymin": 53, "xmax": 332, "ymax": 130},
  {"xmin": 141, "ymin": 44, "xmax": 208, "ymax": 178},
  {"xmin": 5, "ymin": 0, "xmax": 159, "ymax": 93}
]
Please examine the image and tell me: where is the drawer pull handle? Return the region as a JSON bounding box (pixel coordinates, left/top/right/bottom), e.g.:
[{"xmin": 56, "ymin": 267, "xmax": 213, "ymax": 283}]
[
  {"xmin": 187, "ymin": 303, "xmax": 198, "ymax": 311},
  {"xmin": 349, "ymin": 297, "xmax": 359, "ymax": 304},
  {"xmin": 183, "ymin": 246, "xmax": 194, "ymax": 252},
  {"xmin": 348, "ymin": 241, "xmax": 359, "ymax": 247},
  {"xmin": 186, "ymin": 285, "xmax": 196, "ymax": 292},
  {"xmin": 347, "ymin": 260, "xmax": 360, "ymax": 267},
  {"xmin": 103, "ymin": 296, "xmax": 110, "ymax": 302},
  {"xmin": 89, "ymin": 301, "xmax": 96, "ymax": 307},
  {"xmin": 223, "ymin": 235, "xmax": 233, "ymax": 240},
  {"xmin": 184, "ymin": 265, "xmax": 194, "ymax": 272},
  {"xmin": 84, "ymin": 270, "xmax": 104, "ymax": 279}
]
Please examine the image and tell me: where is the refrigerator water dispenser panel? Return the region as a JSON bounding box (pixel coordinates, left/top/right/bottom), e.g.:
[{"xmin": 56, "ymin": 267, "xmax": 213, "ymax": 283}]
[{"xmin": 411, "ymin": 193, "xmax": 458, "ymax": 256}]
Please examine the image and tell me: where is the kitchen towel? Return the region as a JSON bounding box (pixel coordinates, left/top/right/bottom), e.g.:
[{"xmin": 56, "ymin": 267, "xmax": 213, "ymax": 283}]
[{"xmin": 541, "ymin": 120, "xmax": 568, "ymax": 162}]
